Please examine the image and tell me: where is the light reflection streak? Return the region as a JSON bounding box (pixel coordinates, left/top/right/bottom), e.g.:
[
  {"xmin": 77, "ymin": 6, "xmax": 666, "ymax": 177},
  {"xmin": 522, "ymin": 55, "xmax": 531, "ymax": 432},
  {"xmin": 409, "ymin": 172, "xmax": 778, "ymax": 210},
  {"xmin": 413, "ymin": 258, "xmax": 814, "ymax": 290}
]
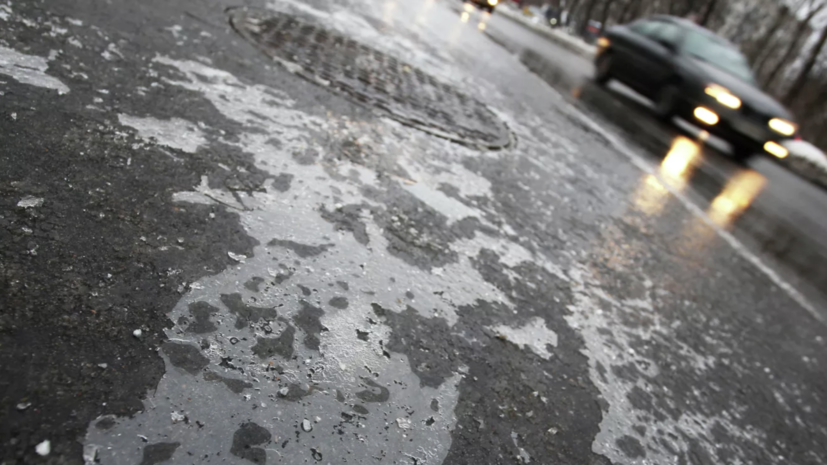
[
  {"xmin": 706, "ymin": 170, "xmax": 766, "ymax": 228},
  {"xmin": 632, "ymin": 136, "xmax": 701, "ymax": 216}
]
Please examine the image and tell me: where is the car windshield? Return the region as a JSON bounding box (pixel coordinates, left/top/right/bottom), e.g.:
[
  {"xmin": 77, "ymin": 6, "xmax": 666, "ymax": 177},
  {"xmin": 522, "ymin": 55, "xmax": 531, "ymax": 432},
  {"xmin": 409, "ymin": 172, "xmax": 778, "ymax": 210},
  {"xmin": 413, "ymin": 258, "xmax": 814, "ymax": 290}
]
[{"xmin": 682, "ymin": 31, "xmax": 755, "ymax": 82}]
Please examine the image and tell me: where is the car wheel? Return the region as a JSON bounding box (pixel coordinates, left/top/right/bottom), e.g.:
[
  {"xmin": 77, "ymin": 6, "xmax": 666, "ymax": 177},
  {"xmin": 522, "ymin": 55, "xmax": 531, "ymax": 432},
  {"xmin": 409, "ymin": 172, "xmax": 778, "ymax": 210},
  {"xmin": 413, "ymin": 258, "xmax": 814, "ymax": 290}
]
[
  {"xmin": 594, "ymin": 53, "xmax": 612, "ymax": 85},
  {"xmin": 653, "ymin": 84, "xmax": 679, "ymax": 121}
]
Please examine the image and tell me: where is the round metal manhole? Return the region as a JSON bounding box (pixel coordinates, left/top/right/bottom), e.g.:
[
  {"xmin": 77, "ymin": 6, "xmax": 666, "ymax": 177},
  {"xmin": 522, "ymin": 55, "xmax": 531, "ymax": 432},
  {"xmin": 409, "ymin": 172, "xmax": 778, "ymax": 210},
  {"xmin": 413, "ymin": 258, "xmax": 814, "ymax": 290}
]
[{"xmin": 228, "ymin": 8, "xmax": 512, "ymax": 149}]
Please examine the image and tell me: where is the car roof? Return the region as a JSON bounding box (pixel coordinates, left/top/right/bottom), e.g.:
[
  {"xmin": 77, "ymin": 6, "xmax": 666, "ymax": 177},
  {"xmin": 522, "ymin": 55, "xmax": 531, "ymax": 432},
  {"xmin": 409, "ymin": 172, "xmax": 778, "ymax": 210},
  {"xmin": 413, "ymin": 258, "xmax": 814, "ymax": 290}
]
[{"xmin": 645, "ymin": 15, "xmax": 736, "ymax": 46}]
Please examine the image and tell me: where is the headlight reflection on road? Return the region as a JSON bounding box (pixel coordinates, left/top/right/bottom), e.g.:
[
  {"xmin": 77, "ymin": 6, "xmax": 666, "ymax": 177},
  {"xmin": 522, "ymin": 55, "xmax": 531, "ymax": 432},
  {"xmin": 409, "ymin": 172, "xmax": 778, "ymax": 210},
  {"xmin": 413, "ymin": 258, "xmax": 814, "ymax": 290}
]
[
  {"xmin": 660, "ymin": 136, "xmax": 700, "ymax": 188},
  {"xmin": 707, "ymin": 170, "xmax": 766, "ymax": 228},
  {"xmin": 632, "ymin": 136, "xmax": 701, "ymax": 216}
]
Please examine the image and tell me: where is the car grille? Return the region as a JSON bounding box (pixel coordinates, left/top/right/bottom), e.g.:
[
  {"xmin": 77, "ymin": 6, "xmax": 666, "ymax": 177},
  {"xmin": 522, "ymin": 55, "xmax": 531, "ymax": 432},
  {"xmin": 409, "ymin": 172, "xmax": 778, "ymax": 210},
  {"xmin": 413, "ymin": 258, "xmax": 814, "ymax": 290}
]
[{"xmin": 740, "ymin": 105, "xmax": 768, "ymax": 125}]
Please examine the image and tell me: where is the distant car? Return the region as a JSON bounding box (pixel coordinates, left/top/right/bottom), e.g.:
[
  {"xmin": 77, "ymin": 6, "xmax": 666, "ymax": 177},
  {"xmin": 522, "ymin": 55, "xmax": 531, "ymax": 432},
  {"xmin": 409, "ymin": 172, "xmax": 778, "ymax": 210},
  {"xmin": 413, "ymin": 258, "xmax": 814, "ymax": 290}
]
[
  {"xmin": 465, "ymin": 0, "xmax": 498, "ymax": 12},
  {"xmin": 594, "ymin": 15, "xmax": 797, "ymax": 160},
  {"xmin": 582, "ymin": 19, "xmax": 603, "ymax": 44}
]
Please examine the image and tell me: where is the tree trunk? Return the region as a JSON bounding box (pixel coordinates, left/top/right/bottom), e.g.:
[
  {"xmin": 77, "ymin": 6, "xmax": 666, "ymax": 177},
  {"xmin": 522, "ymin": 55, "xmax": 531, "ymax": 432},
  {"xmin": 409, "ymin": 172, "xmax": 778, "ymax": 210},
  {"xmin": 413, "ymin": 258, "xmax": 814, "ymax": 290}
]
[
  {"xmin": 763, "ymin": 4, "xmax": 824, "ymax": 89},
  {"xmin": 617, "ymin": 0, "xmax": 638, "ymax": 23},
  {"xmin": 679, "ymin": 0, "xmax": 698, "ymax": 17},
  {"xmin": 599, "ymin": 0, "xmax": 616, "ymax": 33},
  {"xmin": 578, "ymin": 0, "xmax": 599, "ymax": 36},
  {"xmin": 747, "ymin": 6, "xmax": 790, "ymax": 64},
  {"xmin": 698, "ymin": 0, "xmax": 717, "ymax": 27},
  {"xmin": 784, "ymin": 25, "xmax": 827, "ymax": 105},
  {"xmin": 566, "ymin": 0, "xmax": 582, "ymax": 26}
]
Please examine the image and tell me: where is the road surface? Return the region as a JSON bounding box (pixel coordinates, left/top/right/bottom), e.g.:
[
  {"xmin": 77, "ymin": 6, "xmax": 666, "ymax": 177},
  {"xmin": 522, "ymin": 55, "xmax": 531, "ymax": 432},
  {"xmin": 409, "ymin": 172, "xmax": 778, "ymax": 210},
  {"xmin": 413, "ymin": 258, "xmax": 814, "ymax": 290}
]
[
  {"xmin": 486, "ymin": 8, "xmax": 827, "ymax": 316},
  {"xmin": 2, "ymin": 1, "xmax": 827, "ymax": 464}
]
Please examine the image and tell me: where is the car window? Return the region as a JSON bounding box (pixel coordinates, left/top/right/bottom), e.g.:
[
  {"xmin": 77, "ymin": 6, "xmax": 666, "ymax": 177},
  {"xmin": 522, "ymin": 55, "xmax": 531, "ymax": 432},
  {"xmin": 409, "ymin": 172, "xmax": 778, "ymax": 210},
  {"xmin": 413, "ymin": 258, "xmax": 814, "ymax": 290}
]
[
  {"xmin": 653, "ymin": 22, "xmax": 681, "ymax": 46},
  {"xmin": 681, "ymin": 31, "xmax": 755, "ymax": 82},
  {"xmin": 630, "ymin": 20, "xmax": 662, "ymax": 37}
]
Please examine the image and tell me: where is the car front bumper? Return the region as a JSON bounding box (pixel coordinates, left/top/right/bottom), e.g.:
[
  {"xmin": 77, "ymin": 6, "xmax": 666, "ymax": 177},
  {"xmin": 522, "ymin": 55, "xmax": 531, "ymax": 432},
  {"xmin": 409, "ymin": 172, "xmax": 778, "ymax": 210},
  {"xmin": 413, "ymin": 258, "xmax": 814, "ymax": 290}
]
[{"xmin": 685, "ymin": 97, "xmax": 792, "ymax": 158}]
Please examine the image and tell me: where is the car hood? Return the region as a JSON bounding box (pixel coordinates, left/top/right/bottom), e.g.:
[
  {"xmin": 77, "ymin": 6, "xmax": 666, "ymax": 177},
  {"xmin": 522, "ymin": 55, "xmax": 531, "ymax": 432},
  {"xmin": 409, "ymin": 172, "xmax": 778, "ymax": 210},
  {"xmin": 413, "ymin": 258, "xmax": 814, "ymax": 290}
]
[{"xmin": 687, "ymin": 57, "xmax": 793, "ymax": 119}]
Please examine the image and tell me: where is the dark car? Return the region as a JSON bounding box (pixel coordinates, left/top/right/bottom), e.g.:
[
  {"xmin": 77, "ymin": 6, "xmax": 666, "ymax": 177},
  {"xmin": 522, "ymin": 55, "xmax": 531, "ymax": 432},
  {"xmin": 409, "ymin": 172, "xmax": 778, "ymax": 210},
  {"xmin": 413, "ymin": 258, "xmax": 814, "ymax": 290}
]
[
  {"xmin": 464, "ymin": 0, "xmax": 499, "ymax": 13},
  {"xmin": 594, "ymin": 15, "xmax": 797, "ymax": 160}
]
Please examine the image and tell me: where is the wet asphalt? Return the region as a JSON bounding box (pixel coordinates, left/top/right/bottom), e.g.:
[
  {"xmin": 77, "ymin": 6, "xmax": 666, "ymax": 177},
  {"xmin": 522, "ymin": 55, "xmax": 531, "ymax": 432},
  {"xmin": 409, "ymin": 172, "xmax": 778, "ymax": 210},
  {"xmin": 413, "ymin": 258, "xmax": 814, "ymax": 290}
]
[
  {"xmin": 485, "ymin": 10, "xmax": 827, "ymax": 314},
  {"xmin": 2, "ymin": 1, "xmax": 827, "ymax": 464}
]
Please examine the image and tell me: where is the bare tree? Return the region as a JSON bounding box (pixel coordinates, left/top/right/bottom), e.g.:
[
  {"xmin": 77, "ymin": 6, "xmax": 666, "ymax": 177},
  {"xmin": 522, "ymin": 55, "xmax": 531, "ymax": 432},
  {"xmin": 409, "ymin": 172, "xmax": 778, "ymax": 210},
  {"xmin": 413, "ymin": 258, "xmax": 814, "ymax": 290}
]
[
  {"xmin": 784, "ymin": 24, "xmax": 827, "ymax": 104},
  {"xmin": 747, "ymin": 5, "xmax": 791, "ymax": 64},
  {"xmin": 617, "ymin": 0, "xmax": 642, "ymax": 23},
  {"xmin": 578, "ymin": 0, "xmax": 600, "ymax": 34},
  {"xmin": 698, "ymin": 0, "xmax": 719, "ymax": 27},
  {"xmin": 566, "ymin": 0, "xmax": 583, "ymax": 26},
  {"xmin": 599, "ymin": 0, "xmax": 618, "ymax": 32},
  {"xmin": 764, "ymin": 1, "xmax": 825, "ymax": 88}
]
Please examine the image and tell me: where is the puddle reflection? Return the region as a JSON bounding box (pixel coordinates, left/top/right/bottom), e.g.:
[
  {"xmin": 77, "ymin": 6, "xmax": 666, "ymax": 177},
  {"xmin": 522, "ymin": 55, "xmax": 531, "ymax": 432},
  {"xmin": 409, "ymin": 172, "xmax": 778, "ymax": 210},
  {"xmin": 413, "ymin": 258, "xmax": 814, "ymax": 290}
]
[
  {"xmin": 660, "ymin": 136, "xmax": 700, "ymax": 189},
  {"xmin": 707, "ymin": 170, "xmax": 766, "ymax": 228},
  {"xmin": 631, "ymin": 135, "xmax": 766, "ymax": 229},
  {"xmin": 632, "ymin": 136, "xmax": 702, "ymax": 216}
]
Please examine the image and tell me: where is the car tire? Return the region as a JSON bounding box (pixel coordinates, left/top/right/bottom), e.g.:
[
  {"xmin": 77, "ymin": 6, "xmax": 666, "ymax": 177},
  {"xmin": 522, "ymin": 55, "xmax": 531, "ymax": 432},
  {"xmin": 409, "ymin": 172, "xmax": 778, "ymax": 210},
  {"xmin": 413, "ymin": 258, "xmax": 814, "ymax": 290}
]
[
  {"xmin": 653, "ymin": 84, "xmax": 679, "ymax": 121},
  {"xmin": 594, "ymin": 53, "xmax": 612, "ymax": 85}
]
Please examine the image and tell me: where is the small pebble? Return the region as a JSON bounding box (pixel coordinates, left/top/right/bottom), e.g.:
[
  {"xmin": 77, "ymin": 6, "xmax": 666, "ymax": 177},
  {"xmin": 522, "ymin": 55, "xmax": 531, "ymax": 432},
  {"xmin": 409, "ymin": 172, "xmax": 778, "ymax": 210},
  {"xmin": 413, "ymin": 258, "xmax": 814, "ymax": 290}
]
[
  {"xmin": 35, "ymin": 440, "xmax": 50, "ymax": 456},
  {"xmin": 132, "ymin": 329, "xmax": 142, "ymax": 338},
  {"xmin": 396, "ymin": 418, "xmax": 412, "ymax": 430},
  {"xmin": 16, "ymin": 403, "xmax": 31, "ymax": 411},
  {"xmin": 301, "ymin": 419, "xmax": 312, "ymax": 432},
  {"xmin": 278, "ymin": 387, "xmax": 289, "ymax": 397},
  {"xmin": 97, "ymin": 363, "xmax": 108, "ymax": 369}
]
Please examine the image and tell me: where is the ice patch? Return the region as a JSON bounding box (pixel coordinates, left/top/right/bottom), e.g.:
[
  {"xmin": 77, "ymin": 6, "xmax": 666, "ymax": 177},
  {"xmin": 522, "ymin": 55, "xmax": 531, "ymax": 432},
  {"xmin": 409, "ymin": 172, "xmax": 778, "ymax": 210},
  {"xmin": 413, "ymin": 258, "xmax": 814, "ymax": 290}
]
[
  {"xmin": 566, "ymin": 264, "xmax": 771, "ymax": 464},
  {"xmin": 17, "ymin": 196, "xmax": 44, "ymax": 208},
  {"xmin": 0, "ymin": 46, "xmax": 69, "ymax": 94},
  {"xmin": 0, "ymin": 4, "xmax": 12, "ymax": 21},
  {"xmin": 490, "ymin": 317, "xmax": 558, "ymax": 360},
  {"xmin": 118, "ymin": 114, "xmax": 206, "ymax": 154}
]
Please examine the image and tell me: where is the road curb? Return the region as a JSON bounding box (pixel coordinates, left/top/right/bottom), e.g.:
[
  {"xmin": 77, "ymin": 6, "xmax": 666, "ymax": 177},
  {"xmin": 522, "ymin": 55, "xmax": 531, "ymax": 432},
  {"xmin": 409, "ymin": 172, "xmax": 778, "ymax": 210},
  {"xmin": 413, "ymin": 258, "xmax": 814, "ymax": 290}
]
[{"xmin": 496, "ymin": 7, "xmax": 596, "ymax": 59}]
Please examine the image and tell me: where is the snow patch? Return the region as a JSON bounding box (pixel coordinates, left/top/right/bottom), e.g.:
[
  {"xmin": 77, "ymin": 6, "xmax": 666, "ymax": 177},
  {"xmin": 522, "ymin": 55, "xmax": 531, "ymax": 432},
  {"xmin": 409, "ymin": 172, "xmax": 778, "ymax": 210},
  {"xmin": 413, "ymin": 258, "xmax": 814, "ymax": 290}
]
[
  {"xmin": 0, "ymin": 45, "xmax": 69, "ymax": 94},
  {"xmin": 118, "ymin": 114, "xmax": 206, "ymax": 154}
]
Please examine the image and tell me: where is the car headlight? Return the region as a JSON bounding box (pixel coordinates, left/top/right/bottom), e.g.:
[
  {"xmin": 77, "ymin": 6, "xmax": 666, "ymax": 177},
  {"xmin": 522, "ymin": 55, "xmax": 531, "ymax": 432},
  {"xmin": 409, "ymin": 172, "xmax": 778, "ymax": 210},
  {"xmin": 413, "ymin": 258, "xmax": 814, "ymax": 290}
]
[
  {"xmin": 488, "ymin": 0, "xmax": 498, "ymax": 5},
  {"xmin": 704, "ymin": 84, "xmax": 741, "ymax": 109},
  {"xmin": 764, "ymin": 141, "xmax": 789, "ymax": 158},
  {"xmin": 768, "ymin": 118, "xmax": 796, "ymax": 136}
]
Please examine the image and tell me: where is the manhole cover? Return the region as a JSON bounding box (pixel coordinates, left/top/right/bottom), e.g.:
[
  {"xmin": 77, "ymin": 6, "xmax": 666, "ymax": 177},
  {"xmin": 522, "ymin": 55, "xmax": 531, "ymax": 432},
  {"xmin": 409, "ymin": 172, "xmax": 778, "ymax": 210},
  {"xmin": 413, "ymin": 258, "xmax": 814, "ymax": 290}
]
[{"xmin": 228, "ymin": 8, "xmax": 512, "ymax": 149}]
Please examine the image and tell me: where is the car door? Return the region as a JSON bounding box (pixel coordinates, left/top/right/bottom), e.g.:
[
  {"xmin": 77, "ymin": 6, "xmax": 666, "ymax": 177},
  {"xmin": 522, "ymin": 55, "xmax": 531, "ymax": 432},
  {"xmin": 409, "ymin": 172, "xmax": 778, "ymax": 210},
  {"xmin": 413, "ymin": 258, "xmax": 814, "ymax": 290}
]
[
  {"xmin": 636, "ymin": 21, "xmax": 681, "ymax": 92},
  {"xmin": 614, "ymin": 20, "xmax": 663, "ymax": 89}
]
